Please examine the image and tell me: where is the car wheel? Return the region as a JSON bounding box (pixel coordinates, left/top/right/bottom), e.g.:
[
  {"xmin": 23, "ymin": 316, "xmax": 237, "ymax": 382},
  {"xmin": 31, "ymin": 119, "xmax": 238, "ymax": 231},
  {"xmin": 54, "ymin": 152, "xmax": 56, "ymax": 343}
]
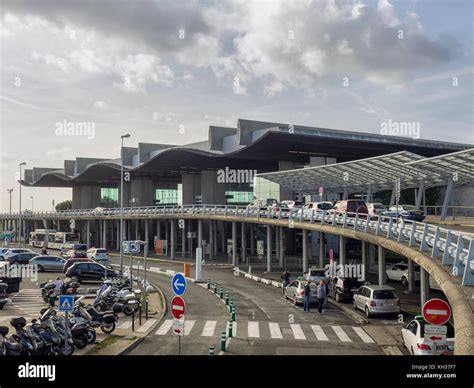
[
  {"xmin": 353, "ymin": 300, "xmax": 358, "ymax": 310},
  {"xmin": 335, "ymin": 293, "xmax": 340, "ymax": 303},
  {"xmin": 293, "ymin": 294, "xmax": 298, "ymax": 306},
  {"xmin": 37, "ymin": 265, "xmax": 44, "ymax": 272},
  {"xmin": 365, "ymin": 306, "xmax": 371, "ymax": 318},
  {"xmin": 401, "ymin": 276, "xmax": 408, "ymax": 286}
]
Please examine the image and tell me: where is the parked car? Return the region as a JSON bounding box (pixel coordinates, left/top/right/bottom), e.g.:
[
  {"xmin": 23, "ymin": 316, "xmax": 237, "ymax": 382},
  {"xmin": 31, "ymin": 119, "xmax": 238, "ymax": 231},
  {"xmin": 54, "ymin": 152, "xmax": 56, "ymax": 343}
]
[
  {"xmin": 284, "ymin": 279, "xmax": 318, "ymax": 306},
  {"xmin": 29, "ymin": 255, "xmax": 66, "ymax": 272},
  {"xmin": 86, "ymin": 248, "xmax": 108, "ymax": 262},
  {"xmin": 65, "ymin": 261, "xmax": 117, "ymax": 283},
  {"xmin": 0, "ymin": 248, "xmax": 10, "ymax": 261},
  {"xmin": 330, "ymin": 199, "xmax": 368, "ymax": 218},
  {"xmin": 297, "ymin": 201, "xmax": 333, "ymax": 218},
  {"xmin": 62, "ymin": 248, "xmax": 87, "ymax": 259},
  {"xmin": 63, "ymin": 257, "xmax": 93, "ymax": 273},
  {"xmin": 280, "ymin": 200, "xmax": 303, "ymax": 209},
  {"xmin": 353, "ymin": 284, "xmax": 400, "ymax": 318},
  {"xmin": 383, "ymin": 205, "xmax": 425, "ymax": 222},
  {"xmin": 366, "ymin": 202, "xmax": 387, "ymax": 217},
  {"xmin": 7, "ymin": 251, "xmax": 39, "ymax": 265},
  {"xmin": 4, "ymin": 248, "xmax": 35, "ymax": 260},
  {"xmin": 269, "ymin": 202, "xmax": 290, "ymax": 218},
  {"xmin": 246, "ymin": 198, "xmax": 278, "ymax": 211},
  {"xmin": 401, "ymin": 316, "xmax": 454, "ymax": 355},
  {"xmin": 329, "ymin": 276, "xmax": 365, "ymax": 303},
  {"xmin": 305, "ymin": 267, "xmax": 327, "ymax": 283},
  {"xmin": 386, "ymin": 262, "xmax": 420, "ymax": 285}
]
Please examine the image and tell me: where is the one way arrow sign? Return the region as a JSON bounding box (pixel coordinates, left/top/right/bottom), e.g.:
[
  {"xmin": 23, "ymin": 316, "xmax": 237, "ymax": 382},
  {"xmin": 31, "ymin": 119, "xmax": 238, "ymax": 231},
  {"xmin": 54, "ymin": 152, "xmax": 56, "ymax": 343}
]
[{"xmin": 171, "ymin": 273, "xmax": 187, "ymax": 296}]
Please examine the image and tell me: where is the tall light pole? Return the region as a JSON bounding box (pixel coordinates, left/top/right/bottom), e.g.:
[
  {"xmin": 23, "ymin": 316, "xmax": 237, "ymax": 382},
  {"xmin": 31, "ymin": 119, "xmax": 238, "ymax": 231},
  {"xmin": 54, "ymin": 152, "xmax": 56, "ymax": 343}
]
[
  {"xmin": 120, "ymin": 133, "xmax": 131, "ymax": 273},
  {"xmin": 30, "ymin": 196, "xmax": 34, "ymax": 212},
  {"xmin": 18, "ymin": 162, "xmax": 26, "ymax": 247},
  {"xmin": 7, "ymin": 189, "xmax": 13, "ymax": 215}
]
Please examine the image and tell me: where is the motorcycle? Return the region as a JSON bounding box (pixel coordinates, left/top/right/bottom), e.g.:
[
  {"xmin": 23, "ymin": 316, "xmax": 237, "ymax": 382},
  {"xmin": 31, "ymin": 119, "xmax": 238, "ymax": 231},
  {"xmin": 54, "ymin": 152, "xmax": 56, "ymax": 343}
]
[
  {"xmin": 40, "ymin": 279, "xmax": 80, "ymax": 307},
  {"xmin": 74, "ymin": 297, "xmax": 120, "ymax": 335},
  {"xmin": 9, "ymin": 317, "xmax": 39, "ymax": 355},
  {"xmin": 0, "ymin": 326, "xmax": 23, "ymax": 356},
  {"xmin": 0, "ymin": 282, "xmax": 11, "ymax": 310},
  {"xmin": 94, "ymin": 281, "xmax": 140, "ymax": 316}
]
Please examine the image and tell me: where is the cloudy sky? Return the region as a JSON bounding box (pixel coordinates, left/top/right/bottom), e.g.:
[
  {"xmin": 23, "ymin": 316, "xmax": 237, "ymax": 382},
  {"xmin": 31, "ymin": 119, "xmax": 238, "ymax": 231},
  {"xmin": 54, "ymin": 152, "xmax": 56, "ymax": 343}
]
[{"xmin": 0, "ymin": 0, "xmax": 473, "ymax": 211}]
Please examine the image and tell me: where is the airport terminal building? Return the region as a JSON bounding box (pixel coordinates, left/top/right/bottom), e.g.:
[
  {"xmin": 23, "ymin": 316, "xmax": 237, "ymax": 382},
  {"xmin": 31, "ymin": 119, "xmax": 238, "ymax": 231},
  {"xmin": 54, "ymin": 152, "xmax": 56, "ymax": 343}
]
[{"xmin": 20, "ymin": 119, "xmax": 472, "ymax": 210}]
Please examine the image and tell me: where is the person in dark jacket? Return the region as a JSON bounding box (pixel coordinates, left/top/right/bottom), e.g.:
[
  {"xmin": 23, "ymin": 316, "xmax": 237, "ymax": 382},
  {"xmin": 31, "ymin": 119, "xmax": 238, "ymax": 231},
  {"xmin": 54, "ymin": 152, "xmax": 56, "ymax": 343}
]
[
  {"xmin": 323, "ymin": 280, "xmax": 329, "ymax": 312},
  {"xmin": 317, "ymin": 279, "xmax": 327, "ymax": 314},
  {"xmin": 303, "ymin": 280, "xmax": 311, "ymax": 312}
]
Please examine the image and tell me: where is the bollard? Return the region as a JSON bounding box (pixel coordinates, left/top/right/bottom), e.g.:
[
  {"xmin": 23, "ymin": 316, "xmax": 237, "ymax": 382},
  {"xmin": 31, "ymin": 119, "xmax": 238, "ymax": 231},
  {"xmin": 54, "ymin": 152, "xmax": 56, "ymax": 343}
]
[
  {"xmin": 231, "ymin": 308, "xmax": 235, "ymax": 322},
  {"xmin": 208, "ymin": 346, "xmax": 215, "ymax": 355},
  {"xmin": 145, "ymin": 300, "xmax": 149, "ymax": 320},
  {"xmin": 207, "ymin": 279, "xmax": 211, "ymax": 290},
  {"xmin": 228, "ymin": 321, "xmax": 233, "ymax": 338},
  {"xmin": 225, "ymin": 293, "xmax": 229, "ymax": 305},
  {"xmin": 219, "ymin": 288, "xmax": 224, "ymax": 299},
  {"xmin": 132, "ymin": 310, "xmax": 135, "ymax": 332},
  {"xmin": 220, "ymin": 331, "xmax": 226, "ymax": 352},
  {"xmin": 139, "ymin": 304, "xmax": 142, "ymax": 326},
  {"xmin": 214, "ymin": 284, "xmax": 218, "ymax": 294}
]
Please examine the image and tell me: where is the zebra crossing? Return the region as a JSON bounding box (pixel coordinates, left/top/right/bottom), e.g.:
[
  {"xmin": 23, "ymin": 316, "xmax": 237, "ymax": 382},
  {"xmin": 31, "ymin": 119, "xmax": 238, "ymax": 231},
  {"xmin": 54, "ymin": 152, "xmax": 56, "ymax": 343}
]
[{"xmin": 154, "ymin": 319, "xmax": 376, "ymax": 344}]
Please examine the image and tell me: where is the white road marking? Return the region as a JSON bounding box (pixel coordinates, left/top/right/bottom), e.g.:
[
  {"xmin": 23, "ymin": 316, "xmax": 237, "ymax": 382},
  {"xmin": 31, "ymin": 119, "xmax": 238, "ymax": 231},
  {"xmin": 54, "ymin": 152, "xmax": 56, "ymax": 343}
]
[
  {"xmin": 247, "ymin": 321, "xmax": 260, "ymax": 338},
  {"xmin": 118, "ymin": 321, "xmax": 132, "ymax": 330},
  {"xmin": 137, "ymin": 319, "xmax": 157, "ymax": 333},
  {"xmin": 311, "ymin": 325, "xmax": 329, "ymax": 341},
  {"xmin": 155, "ymin": 319, "xmax": 173, "ymax": 335},
  {"xmin": 332, "ymin": 326, "xmax": 352, "ymax": 342},
  {"xmin": 269, "ymin": 322, "xmax": 283, "ymax": 339},
  {"xmin": 201, "ymin": 321, "xmax": 217, "ymax": 337},
  {"xmin": 184, "ymin": 320, "xmax": 195, "ymax": 336},
  {"xmin": 290, "ymin": 324, "xmax": 306, "ymax": 340},
  {"xmin": 352, "ymin": 327, "xmax": 375, "ymax": 343}
]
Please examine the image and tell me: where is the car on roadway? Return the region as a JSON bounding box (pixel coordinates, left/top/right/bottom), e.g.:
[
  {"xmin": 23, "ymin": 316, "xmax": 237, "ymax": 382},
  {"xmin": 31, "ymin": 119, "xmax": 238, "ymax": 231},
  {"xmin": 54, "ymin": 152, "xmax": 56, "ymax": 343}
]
[
  {"xmin": 0, "ymin": 248, "xmax": 10, "ymax": 261},
  {"xmin": 65, "ymin": 261, "xmax": 117, "ymax": 283},
  {"xmin": 366, "ymin": 202, "xmax": 387, "ymax": 217},
  {"xmin": 63, "ymin": 257, "xmax": 93, "ymax": 273},
  {"xmin": 401, "ymin": 316, "xmax": 455, "ymax": 355},
  {"xmin": 6, "ymin": 251, "xmax": 39, "ymax": 265},
  {"xmin": 305, "ymin": 267, "xmax": 327, "ymax": 283},
  {"xmin": 4, "ymin": 248, "xmax": 36, "ymax": 260},
  {"xmin": 269, "ymin": 202, "xmax": 291, "ymax": 218},
  {"xmin": 29, "ymin": 255, "xmax": 67, "ymax": 272},
  {"xmin": 385, "ymin": 262, "xmax": 420, "ymax": 285},
  {"xmin": 297, "ymin": 201, "xmax": 333, "ymax": 218},
  {"xmin": 329, "ymin": 276, "xmax": 365, "ymax": 303},
  {"xmin": 353, "ymin": 284, "xmax": 400, "ymax": 318},
  {"xmin": 280, "ymin": 200, "xmax": 303, "ymax": 209},
  {"xmin": 383, "ymin": 205, "xmax": 425, "ymax": 222},
  {"xmin": 86, "ymin": 247, "xmax": 109, "ymax": 262},
  {"xmin": 330, "ymin": 199, "xmax": 369, "ymax": 218},
  {"xmin": 284, "ymin": 279, "xmax": 318, "ymax": 305},
  {"xmin": 246, "ymin": 198, "xmax": 279, "ymax": 211}
]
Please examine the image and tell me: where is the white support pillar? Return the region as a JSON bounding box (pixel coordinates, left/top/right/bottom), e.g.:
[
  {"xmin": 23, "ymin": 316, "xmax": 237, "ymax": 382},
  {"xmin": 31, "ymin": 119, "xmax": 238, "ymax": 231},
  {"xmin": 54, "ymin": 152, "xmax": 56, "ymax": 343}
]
[
  {"xmin": 198, "ymin": 219, "xmax": 203, "ymax": 249},
  {"xmin": 170, "ymin": 219, "xmax": 175, "ymax": 259},
  {"xmin": 420, "ymin": 268, "xmax": 429, "ymax": 306},
  {"xmin": 232, "ymin": 222, "xmax": 237, "ymax": 266},
  {"xmin": 389, "ymin": 185, "xmax": 396, "ymax": 207},
  {"xmin": 378, "ymin": 245, "xmax": 385, "ymax": 286},
  {"xmin": 366, "ymin": 186, "xmax": 373, "ymax": 203},
  {"xmin": 407, "ymin": 259, "xmax": 415, "ymax": 293},
  {"xmin": 266, "ymin": 225, "xmax": 272, "ymax": 272},
  {"xmin": 415, "ymin": 181, "xmax": 425, "ymax": 210},
  {"xmin": 86, "ymin": 220, "xmax": 90, "ymax": 248},
  {"xmin": 241, "ymin": 222, "xmax": 246, "ymax": 264},
  {"xmin": 441, "ymin": 178, "xmax": 454, "ymax": 220},
  {"xmin": 361, "ymin": 241, "xmax": 368, "ymax": 282},
  {"xmin": 209, "ymin": 221, "xmax": 213, "ymax": 260},
  {"xmin": 319, "ymin": 232, "xmax": 325, "ymax": 268},
  {"xmin": 102, "ymin": 220, "xmax": 107, "ymax": 249},
  {"xmin": 156, "ymin": 220, "xmax": 161, "ymax": 240},
  {"xmin": 302, "ymin": 229, "xmax": 308, "ymax": 274},
  {"xmin": 182, "ymin": 220, "xmax": 186, "ymax": 258}
]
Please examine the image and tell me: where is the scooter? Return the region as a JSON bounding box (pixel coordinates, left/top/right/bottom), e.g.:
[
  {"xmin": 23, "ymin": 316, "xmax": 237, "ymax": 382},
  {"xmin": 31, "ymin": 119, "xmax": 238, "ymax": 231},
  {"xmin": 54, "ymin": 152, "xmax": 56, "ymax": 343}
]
[
  {"xmin": 0, "ymin": 326, "xmax": 23, "ymax": 356},
  {"xmin": 94, "ymin": 282, "xmax": 140, "ymax": 316},
  {"xmin": 74, "ymin": 297, "xmax": 120, "ymax": 335},
  {"xmin": 0, "ymin": 282, "xmax": 11, "ymax": 310}
]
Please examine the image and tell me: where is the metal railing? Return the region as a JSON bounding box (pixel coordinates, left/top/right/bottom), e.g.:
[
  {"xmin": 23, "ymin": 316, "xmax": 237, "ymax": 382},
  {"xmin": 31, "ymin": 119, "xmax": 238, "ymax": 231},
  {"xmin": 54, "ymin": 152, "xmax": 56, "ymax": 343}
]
[{"xmin": 1, "ymin": 204, "xmax": 473, "ymax": 285}]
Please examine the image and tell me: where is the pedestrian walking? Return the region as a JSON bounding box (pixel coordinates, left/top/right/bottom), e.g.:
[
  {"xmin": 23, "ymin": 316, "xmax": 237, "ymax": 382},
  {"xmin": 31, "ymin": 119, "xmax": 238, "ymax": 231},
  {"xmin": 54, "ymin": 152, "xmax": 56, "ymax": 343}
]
[
  {"xmin": 317, "ymin": 279, "xmax": 327, "ymax": 314},
  {"xmin": 322, "ymin": 279, "xmax": 329, "ymax": 312},
  {"xmin": 303, "ymin": 280, "xmax": 311, "ymax": 312},
  {"xmin": 281, "ymin": 269, "xmax": 290, "ymax": 294}
]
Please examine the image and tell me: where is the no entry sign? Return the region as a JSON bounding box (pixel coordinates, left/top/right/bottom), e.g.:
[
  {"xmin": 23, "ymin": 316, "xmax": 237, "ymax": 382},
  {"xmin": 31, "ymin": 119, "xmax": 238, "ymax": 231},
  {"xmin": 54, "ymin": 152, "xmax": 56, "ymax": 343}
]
[
  {"xmin": 171, "ymin": 296, "xmax": 186, "ymax": 320},
  {"xmin": 422, "ymin": 298, "xmax": 451, "ymax": 325}
]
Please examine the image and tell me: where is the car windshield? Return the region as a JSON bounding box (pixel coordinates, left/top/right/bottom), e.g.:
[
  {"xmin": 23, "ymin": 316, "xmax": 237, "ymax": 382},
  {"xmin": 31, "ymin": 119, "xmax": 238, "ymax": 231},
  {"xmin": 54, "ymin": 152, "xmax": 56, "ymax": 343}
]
[
  {"xmin": 318, "ymin": 203, "xmax": 333, "ymax": 210},
  {"xmin": 373, "ymin": 290, "xmax": 397, "ymax": 299},
  {"xmin": 373, "ymin": 204, "xmax": 386, "ymax": 210},
  {"xmin": 309, "ymin": 270, "xmax": 326, "ymax": 277},
  {"xmin": 96, "ymin": 249, "xmax": 107, "ymax": 253},
  {"xmin": 403, "ymin": 205, "xmax": 416, "ymax": 210}
]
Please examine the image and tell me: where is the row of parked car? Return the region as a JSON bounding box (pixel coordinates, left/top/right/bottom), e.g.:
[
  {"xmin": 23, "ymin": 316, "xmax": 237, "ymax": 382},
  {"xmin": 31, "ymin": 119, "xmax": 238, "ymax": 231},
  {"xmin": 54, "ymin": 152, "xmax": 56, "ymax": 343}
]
[
  {"xmin": 0, "ymin": 247, "xmax": 116, "ymax": 283},
  {"xmin": 246, "ymin": 198, "xmax": 425, "ymax": 221}
]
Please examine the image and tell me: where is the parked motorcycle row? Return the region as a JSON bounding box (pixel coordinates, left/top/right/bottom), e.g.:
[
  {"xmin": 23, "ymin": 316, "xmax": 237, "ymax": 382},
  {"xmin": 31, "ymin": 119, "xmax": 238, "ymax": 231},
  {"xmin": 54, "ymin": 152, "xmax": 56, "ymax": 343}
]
[{"xmin": 0, "ymin": 276, "xmax": 142, "ymax": 356}]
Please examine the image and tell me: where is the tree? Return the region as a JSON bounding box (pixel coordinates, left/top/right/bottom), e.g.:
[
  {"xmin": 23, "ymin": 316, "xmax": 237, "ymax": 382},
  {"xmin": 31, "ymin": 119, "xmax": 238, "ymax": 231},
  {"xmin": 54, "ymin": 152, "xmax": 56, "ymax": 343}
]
[{"xmin": 55, "ymin": 200, "xmax": 72, "ymax": 211}]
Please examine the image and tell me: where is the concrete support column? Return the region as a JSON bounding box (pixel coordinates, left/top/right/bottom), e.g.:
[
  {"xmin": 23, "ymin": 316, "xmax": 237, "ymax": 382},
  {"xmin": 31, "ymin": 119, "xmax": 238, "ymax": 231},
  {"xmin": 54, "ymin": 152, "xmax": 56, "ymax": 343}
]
[
  {"xmin": 116, "ymin": 220, "xmax": 120, "ymax": 251},
  {"xmin": 135, "ymin": 220, "xmax": 139, "ymax": 240},
  {"xmin": 232, "ymin": 222, "xmax": 237, "ymax": 266},
  {"xmin": 266, "ymin": 225, "xmax": 272, "ymax": 272},
  {"xmin": 279, "ymin": 227, "xmax": 284, "ymax": 268},
  {"xmin": 156, "ymin": 220, "xmax": 161, "ymax": 240},
  {"xmin": 408, "ymin": 259, "xmax": 415, "ymax": 293},
  {"xmin": 182, "ymin": 221, "xmax": 186, "ymax": 258},
  {"xmin": 241, "ymin": 222, "xmax": 246, "ymax": 264},
  {"xmin": 302, "ymin": 229, "xmax": 308, "ymax": 274},
  {"xmin": 85, "ymin": 220, "xmax": 90, "ymax": 248},
  {"xmin": 319, "ymin": 232, "xmax": 325, "ymax": 268},
  {"xmin": 213, "ymin": 221, "xmax": 217, "ymax": 255},
  {"xmin": 250, "ymin": 224, "xmax": 255, "ymax": 256},
  {"xmin": 103, "ymin": 220, "xmax": 107, "ymax": 249},
  {"xmin": 378, "ymin": 245, "xmax": 386, "ymax": 286},
  {"xmin": 221, "ymin": 222, "xmax": 225, "ymax": 254},
  {"xmin": 198, "ymin": 219, "xmax": 203, "ymax": 248},
  {"xmin": 165, "ymin": 220, "xmax": 169, "ymax": 255},
  {"xmin": 420, "ymin": 268, "xmax": 429, "ymax": 306},
  {"xmin": 275, "ymin": 227, "xmax": 280, "ymax": 260},
  {"xmin": 127, "ymin": 220, "xmax": 131, "ymax": 241},
  {"xmin": 209, "ymin": 221, "xmax": 213, "ymax": 260},
  {"xmin": 441, "ymin": 178, "xmax": 454, "ymax": 220},
  {"xmin": 339, "ymin": 236, "xmax": 346, "ymax": 266},
  {"xmin": 361, "ymin": 241, "xmax": 368, "ymax": 281},
  {"xmin": 144, "ymin": 220, "xmax": 149, "ymax": 258},
  {"xmin": 170, "ymin": 219, "xmax": 175, "ymax": 259}
]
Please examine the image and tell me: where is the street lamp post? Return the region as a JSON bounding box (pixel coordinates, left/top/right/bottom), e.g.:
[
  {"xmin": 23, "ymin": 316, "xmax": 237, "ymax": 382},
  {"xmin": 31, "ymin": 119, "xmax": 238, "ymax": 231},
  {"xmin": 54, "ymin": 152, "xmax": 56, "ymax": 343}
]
[
  {"xmin": 120, "ymin": 133, "xmax": 131, "ymax": 274},
  {"xmin": 7, "ymin": 189, "xmax": 13, "ymax": 215},
  {"xmin": 18, "ymin": 162, "xmax": 26, "ymax": 247}
]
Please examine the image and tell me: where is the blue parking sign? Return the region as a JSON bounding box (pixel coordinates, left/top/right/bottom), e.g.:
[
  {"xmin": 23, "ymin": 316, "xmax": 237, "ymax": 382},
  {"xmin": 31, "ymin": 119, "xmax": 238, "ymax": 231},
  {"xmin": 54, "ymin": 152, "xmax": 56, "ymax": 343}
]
[{"xmin": 58, "ymin": 295, "xmax": 74, "ymax": 312}]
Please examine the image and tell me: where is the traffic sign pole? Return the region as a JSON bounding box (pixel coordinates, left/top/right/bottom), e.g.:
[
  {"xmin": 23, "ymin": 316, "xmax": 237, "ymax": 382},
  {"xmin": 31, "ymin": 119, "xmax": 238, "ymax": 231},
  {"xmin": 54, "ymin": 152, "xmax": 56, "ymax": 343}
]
[{"xmin": 64, "ymin": 311, "xmax": 69, "ymax": 355}]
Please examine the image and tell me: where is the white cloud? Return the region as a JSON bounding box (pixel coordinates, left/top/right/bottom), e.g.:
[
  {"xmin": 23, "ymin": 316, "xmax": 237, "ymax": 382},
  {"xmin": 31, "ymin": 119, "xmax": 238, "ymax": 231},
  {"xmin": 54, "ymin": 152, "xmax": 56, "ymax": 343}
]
[{"xmin": 93, "ymin": 101, "xmax": 108, "ymax": 109}]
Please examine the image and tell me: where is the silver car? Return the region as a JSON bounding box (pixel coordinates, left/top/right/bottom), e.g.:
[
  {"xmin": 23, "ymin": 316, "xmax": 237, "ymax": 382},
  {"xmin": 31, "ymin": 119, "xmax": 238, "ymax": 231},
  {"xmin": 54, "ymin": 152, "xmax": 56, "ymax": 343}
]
[
  {"xmin": 284, "ymin": 280, "xmax": 318, "ymax": 305},
  {"xmin": 29, "ymin": 255, "xmax": 66, "ymax": 272},
  {"xmin": 353, "ymin": 284, "xmax": 400, "ymax": 318}
]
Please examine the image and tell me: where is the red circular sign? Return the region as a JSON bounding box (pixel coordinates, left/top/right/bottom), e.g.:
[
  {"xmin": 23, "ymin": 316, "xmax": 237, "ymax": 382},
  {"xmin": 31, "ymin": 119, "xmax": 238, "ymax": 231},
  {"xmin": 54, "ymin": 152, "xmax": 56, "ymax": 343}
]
[
  {"xmin": 171, "ymin": 296, "xmax": 186, "ymax": 319},
  {"xmin": 422, "ymin": 298, "xmax": 451, "ymax": 325}
]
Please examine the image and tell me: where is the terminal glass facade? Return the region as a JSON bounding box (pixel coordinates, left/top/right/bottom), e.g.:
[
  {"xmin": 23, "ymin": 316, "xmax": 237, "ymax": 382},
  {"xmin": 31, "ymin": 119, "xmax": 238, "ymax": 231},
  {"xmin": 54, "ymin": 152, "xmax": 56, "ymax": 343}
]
[
  {"xmin": 225, "ymin": 191, "xmax": 254, "ymax": 204},
  {"xmin": 155, "ymin": 185, "xmax": 182, "ymax": 205},
  {"xmin": 253, "ymin": 177, "xmax": 280, "ymax": 201},
  {"xmin": 100, "ymin": 188, "xmax": 118, "ymax": 207}
]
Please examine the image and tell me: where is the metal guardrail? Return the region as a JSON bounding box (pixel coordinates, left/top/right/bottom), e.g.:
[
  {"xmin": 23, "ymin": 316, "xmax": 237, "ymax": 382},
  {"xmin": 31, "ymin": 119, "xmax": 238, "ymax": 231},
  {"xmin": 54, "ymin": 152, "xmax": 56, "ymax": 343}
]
[{"xmin": 2, "ymin": 204, "xmax": 473, "ymax": 285}]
